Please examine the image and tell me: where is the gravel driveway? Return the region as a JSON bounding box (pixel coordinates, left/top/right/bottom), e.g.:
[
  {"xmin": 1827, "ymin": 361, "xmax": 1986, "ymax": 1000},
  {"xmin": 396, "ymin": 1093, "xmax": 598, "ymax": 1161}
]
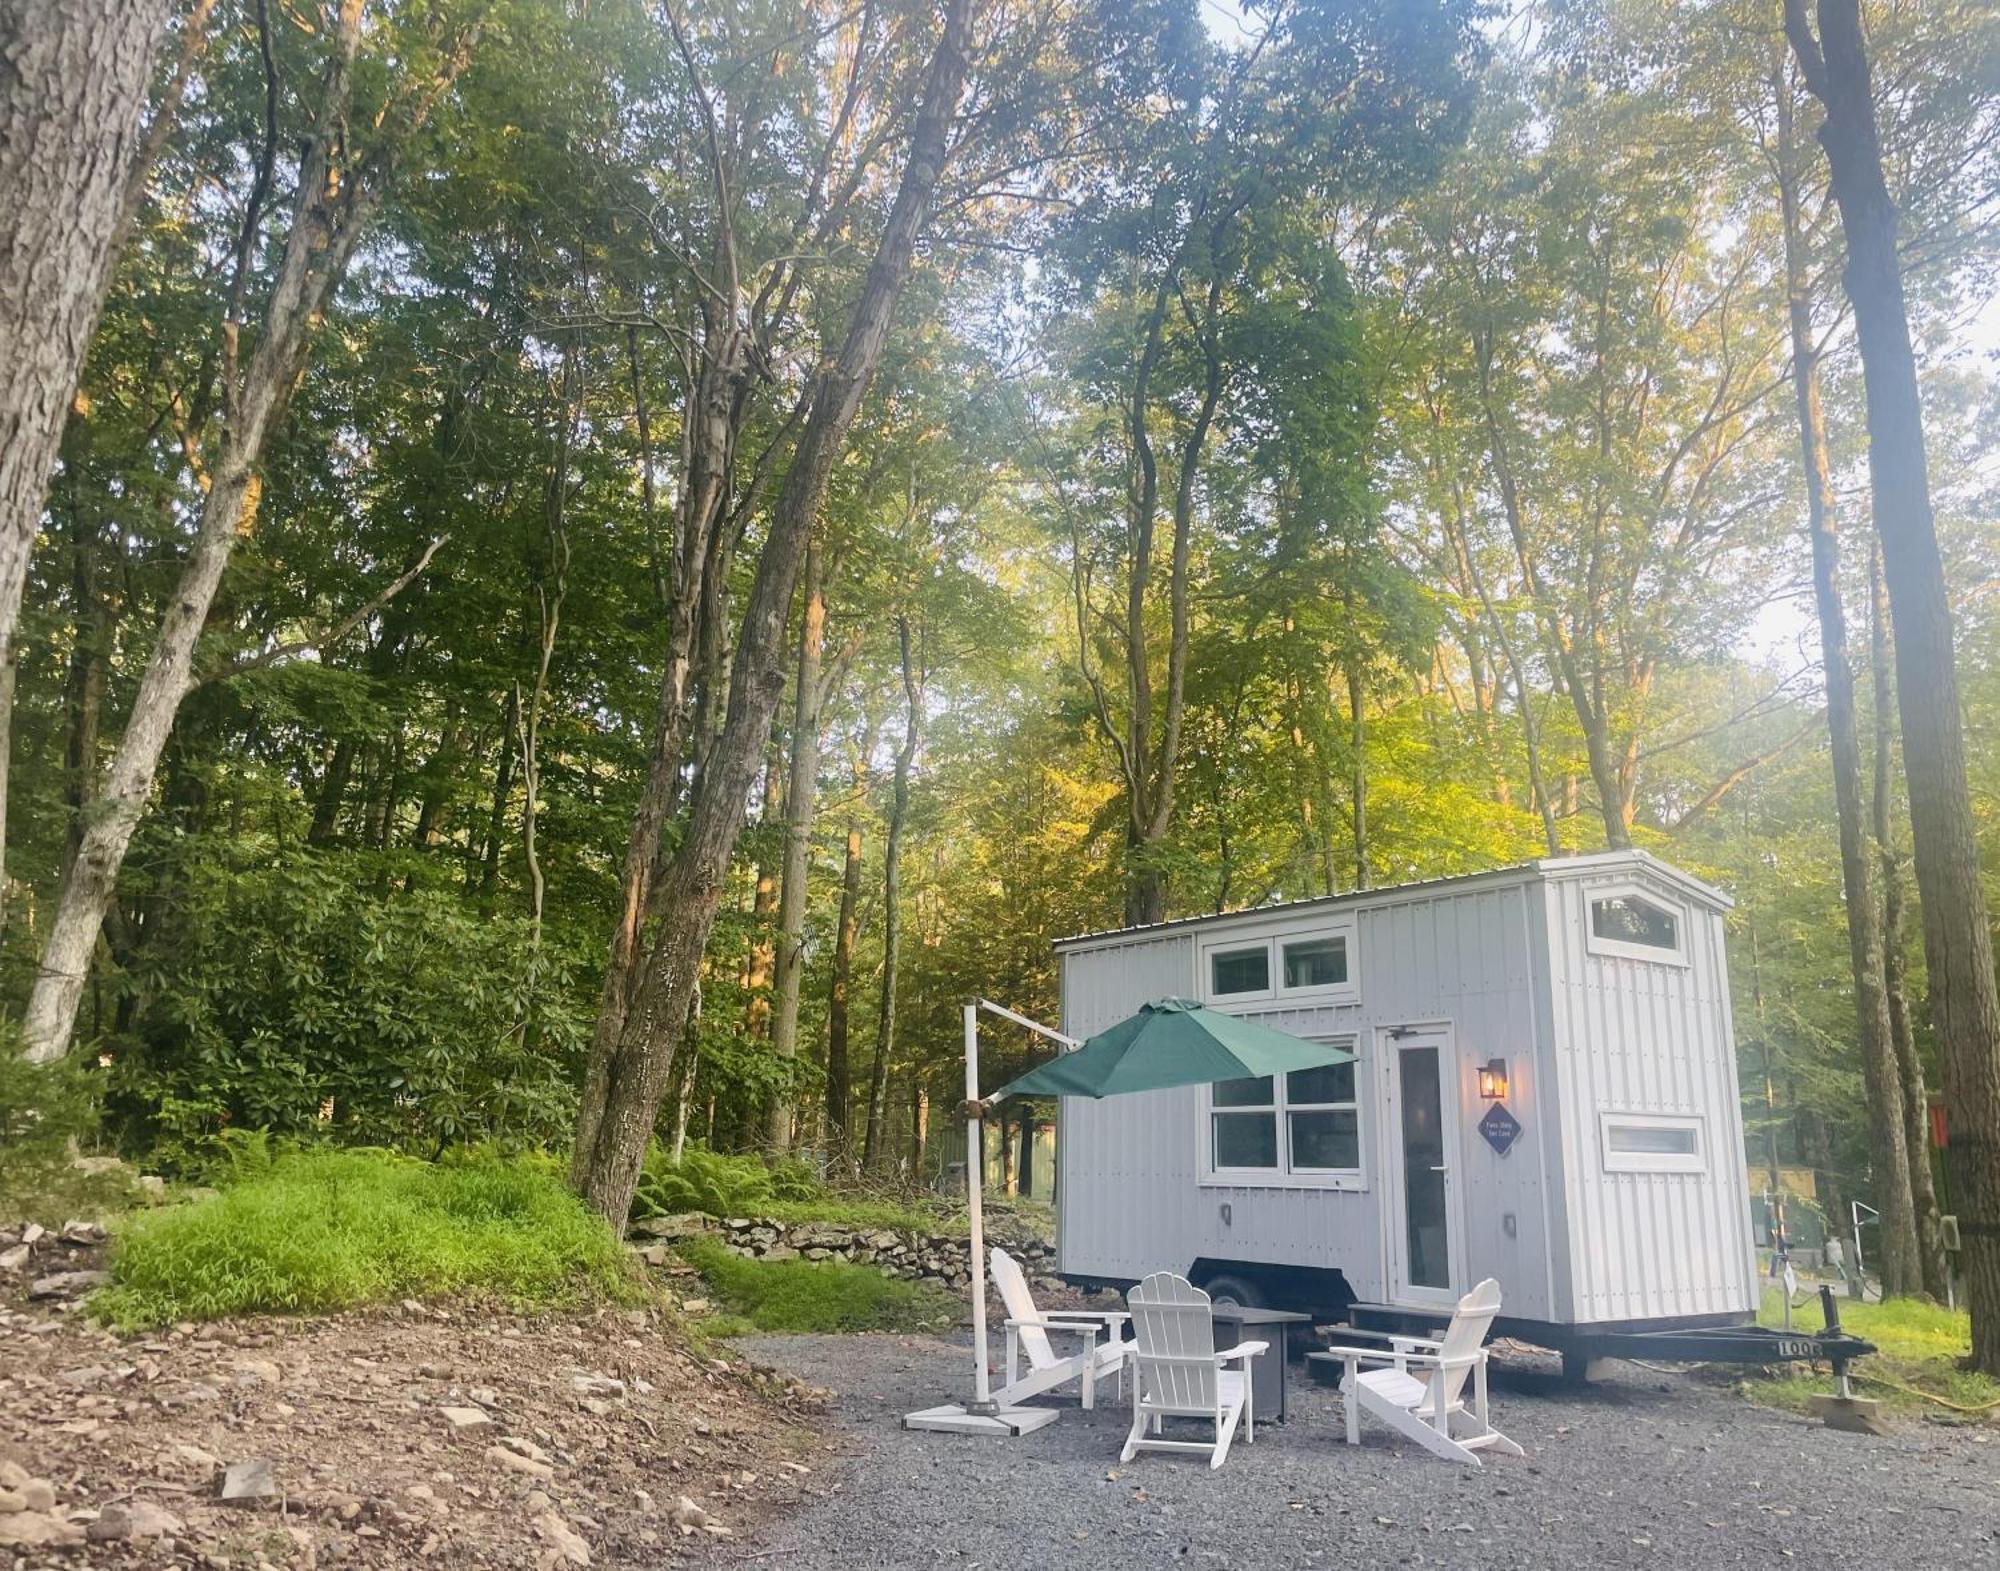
[{"xmin": 730, "ymin": 1331, "xmax": 1997, "ymax": 1570}]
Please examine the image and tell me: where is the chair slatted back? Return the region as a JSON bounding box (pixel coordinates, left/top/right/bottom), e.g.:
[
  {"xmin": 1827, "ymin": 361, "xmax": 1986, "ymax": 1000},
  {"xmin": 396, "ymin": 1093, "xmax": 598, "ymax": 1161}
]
[
  {"xmin": 989, "ymin": 1247, "xmax": 1056, "ymax": 1370},
  {"xmin": 1435, "ymin": 1277, "xmax": 1503, "ymax": 1409},
  {"xmin": 1126, "ymin": 1272, "xmax": 1217, "ymax": 1415}
]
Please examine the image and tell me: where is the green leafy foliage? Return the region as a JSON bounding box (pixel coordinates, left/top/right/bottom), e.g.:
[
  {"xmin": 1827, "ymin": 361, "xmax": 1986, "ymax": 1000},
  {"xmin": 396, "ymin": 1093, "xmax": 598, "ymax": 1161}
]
[
  {"xmin": 106, "ymin": 844, "xmax": 585, "ymax": 1168},
  {"xmin": 674, "ymin": 1236, "xmax": 957, "ymax": 1336},
  {"xmin": 629, "ymin": 1144, "xmax": 823, "ymax": 1222},
  {"xmin": 93, "ymin": 1148, "xmax": 636, "ymax": 1330},
  {"xmin": 0, "ymin": 1046, "xmax": 144, "ymax": 1221}
]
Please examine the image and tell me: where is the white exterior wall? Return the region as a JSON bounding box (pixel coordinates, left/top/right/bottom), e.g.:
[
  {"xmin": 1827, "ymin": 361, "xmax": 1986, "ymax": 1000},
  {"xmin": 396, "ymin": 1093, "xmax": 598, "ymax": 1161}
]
[
  {"xmin": 1541, "ymin": 865, "xmax": 1758, "ymax": 1326},
  {"xmin": 1057, "ymin": 875, "xmax": 1562, "ymax": 1322},
  {"xmin": 1054, "ymin": 852, "xmax": 1755, "ymax": 1331}
]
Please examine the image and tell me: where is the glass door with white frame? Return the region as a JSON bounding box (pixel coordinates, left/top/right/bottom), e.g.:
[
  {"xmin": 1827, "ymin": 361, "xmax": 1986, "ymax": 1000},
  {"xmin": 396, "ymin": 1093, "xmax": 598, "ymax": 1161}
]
[{"xmin": 1383, "ymin": 1025, "xmax": 1460, "ymax": 1304}]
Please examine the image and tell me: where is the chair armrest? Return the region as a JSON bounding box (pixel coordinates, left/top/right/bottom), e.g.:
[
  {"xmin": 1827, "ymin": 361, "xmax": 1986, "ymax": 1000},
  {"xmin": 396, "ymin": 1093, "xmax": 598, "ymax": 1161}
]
[
  {"xmin": 1389, "ymin": 1334, "xmax": 1443, "ymax": 1353},
  {"xmin": 1002, "ymin": 1315, "xmax": 1099, "ymax": 1340},
  {"xmin": 1033, "ymin": 1311, "xmax": 1130, "ymax": 1328},
  {"xmin": 1317, "ymin": 1343, "xmax": 1405, "ymax": 1368},
  {"xmin": 1216, "ymin": 1340, "xmax": 1269, "ymax": 1364},
  {"xmin": 1353, "ymin": 1345, "xmax": 1484, "ymax": 1373}
]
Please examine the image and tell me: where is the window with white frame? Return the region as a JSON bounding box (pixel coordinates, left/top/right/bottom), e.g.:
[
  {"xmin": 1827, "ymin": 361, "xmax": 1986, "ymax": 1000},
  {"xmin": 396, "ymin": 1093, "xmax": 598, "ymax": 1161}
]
[
  {"xmin": 1584, "ymin": 885, "xmax": 1688, "ymax": 965},
  {"xmin": 1600, "ymin": 1112, "xmax": 1706, "ymax": 1173},
  {"xmin": 1200, "ymin": 919, "xmax": 1358, "ymax": 1006},
  {"xmin": 1208, "ymin": 944, "xmax": 1271, "ymax": 998},
  {"xmin": 1204, "ymin": 1039, "xmax": 1363, "ymax": 1184}
]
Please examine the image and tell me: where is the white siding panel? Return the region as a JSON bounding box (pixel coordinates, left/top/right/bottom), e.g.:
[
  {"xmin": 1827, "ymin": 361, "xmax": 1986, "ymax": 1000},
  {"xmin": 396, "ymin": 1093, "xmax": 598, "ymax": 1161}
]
[
  {"xmin": 1058, "ymin": 882, "xmax": 1559, "ymax": 1321},
  {"xmin": 1056, "ymin": 936, "xmax": 1200, "ymax": 1281},
  {"xmin": 1543, "ymin": 868, "xmax": 1756, "ymax": 1325}
]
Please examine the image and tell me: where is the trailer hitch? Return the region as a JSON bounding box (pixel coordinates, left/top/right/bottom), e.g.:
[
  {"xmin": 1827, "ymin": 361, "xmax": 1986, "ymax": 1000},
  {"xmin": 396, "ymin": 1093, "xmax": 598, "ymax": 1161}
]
[{"xmin": 1811, "ymin": 1284, "xmax": 1889, "ymax": 1435}]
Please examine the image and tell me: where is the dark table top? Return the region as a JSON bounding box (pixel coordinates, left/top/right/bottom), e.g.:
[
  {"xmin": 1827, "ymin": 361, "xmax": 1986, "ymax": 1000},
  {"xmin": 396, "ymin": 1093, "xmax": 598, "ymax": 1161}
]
[{"xmin": 1208, "ymin": 1306, "xmax": 1314, "ymax": 1326}]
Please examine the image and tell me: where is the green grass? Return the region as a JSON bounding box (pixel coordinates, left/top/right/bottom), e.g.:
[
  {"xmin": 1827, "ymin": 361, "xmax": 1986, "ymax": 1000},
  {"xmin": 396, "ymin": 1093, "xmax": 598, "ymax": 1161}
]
[
  {"xmin": 1742, "ymin": 1286, "xmax": 2000, "ymax": 1419},
  {"xmin": 92, "ymin": 1149, "xmax": 639, "ymax": 1331},
  {"xmin": 675, "ymin": 1235, "xmax": 959, "ymax": 1336}
]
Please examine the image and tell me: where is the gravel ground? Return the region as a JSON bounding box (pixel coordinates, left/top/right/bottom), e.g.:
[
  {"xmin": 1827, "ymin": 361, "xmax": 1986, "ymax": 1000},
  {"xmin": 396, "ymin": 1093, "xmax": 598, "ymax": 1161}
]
[{"xmin": 730, "ymin": 1331, "xmax": 1999, "ymax": 1570}]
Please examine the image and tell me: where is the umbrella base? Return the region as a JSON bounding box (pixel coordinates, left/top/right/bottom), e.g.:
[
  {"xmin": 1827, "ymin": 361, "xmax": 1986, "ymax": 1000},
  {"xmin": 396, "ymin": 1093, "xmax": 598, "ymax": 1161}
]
[{"xmin": 902, "ymin": 1402, "xmax": 1060, "ymax": 1435}]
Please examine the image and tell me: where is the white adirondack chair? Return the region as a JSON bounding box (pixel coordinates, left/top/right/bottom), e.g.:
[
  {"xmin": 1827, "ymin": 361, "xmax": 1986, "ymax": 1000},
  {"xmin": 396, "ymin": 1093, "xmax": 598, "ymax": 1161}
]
[
  {"xmin": 1120, "ymin": 1272, "xmax": 1266, "ymax": 1469},
  {"xmin": 1321, "ymin": 1277, "xmax": 1524, "ymax": 1467},
  {"xmin": 990, "ymin": 1247, "xmax": 1130, "ymax": 1410}
]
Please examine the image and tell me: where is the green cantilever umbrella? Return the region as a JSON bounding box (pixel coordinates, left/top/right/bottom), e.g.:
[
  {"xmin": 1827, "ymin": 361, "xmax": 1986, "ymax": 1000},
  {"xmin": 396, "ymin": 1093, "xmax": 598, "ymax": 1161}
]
[
  {"xmin": 993, "ymin": 996, "xmax": 1352, "ymax": 1101},
  {"xmin": 904, "ymin": 995, "xmax": 1352, "ymax": 1438}
]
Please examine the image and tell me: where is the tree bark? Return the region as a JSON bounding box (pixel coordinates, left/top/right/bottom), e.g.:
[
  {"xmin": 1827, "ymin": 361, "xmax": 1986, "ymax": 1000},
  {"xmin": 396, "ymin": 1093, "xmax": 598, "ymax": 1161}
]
[
  {"xmin": 765, "ymin": 537, "xmax": 831, "ymax": 1150},
  {"xmin": 1774, "ymin": 58, "xmax": 1919, "ymax": 1294},
  {"xmin": 518, "ymin": 349, "xmax": 579, "ymax": 948},
  {"xmin": 0, "ymin": 0, "xmax": 176, "ymax": 933},
  {"xmin": 22, "ymin": 1, "xmax": 473, "ymax": 1063},
  {"xmin": 745, "ymin": 743, "xmax": 784, "ymax": 1053},
  {"xmin": 1870, "ymin": 542, "xmax": 1951, "ymax": 1298},
  {"xmin": 826, "ymin": 810, "xmax": 864, "ymax": 1161},
  {"xmin": 1343, "ymin": 596, "xmax": 1370, "ymax": 892},
  {"xmin": 571, "ymin": 0, "xmax": 974, "ymax": 1226},
  {"xmin": 1787, "ymin": 0, "xmax": 2000, "ymax": 1367},
  {"xmin": 864, "ymin": 617, "xmax": 920, "ymax": 1171},
  {"xmin": 59, "ymin": 448, "xmax": 110, "ymax": 881}
]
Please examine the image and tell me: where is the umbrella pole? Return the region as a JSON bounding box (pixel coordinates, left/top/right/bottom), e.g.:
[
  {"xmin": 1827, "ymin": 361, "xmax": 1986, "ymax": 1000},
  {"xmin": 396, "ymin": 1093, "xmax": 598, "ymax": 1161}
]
[
  {"xmin": 901, "ymin": 1000, "xmax": 1057, "ymax": 1435},
  {"xmin": 964, "ymin": 1001, "xmax": 997, "ymax": 1415}
]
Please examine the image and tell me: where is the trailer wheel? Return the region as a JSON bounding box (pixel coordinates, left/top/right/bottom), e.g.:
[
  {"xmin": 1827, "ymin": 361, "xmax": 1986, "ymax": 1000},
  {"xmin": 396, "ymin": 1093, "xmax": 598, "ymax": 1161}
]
[{"xmin": 1196, "ymin": 1271, "xmax": 1266, "ymax": 1310}]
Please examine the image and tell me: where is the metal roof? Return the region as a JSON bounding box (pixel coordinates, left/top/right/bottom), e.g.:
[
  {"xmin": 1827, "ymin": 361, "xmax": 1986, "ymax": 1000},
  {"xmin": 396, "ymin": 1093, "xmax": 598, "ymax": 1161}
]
[{"xmin": 1051, "ymin": 849, "xmax": 1733, "ymax": 952}]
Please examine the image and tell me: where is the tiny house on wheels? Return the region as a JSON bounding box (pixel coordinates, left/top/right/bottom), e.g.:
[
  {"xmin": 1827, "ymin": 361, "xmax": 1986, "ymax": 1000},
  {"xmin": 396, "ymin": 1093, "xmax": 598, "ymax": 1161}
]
[{"xmin": 1052, "ymin": 851, "xmax": 1760, "ymax": 1373}]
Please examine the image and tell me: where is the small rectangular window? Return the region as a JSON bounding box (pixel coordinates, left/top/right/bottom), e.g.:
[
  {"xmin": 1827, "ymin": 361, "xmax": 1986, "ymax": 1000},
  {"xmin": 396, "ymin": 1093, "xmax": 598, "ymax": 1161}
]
[
  {"xmin": 1591, "ymin": 895, "xmax": 1678, "ymax": 950},
  {"xmin": 1607, "ymin": 1124, "xmax": 1697, "ymax": 1156},
  {"xmin": 1284, "ymin": 1061, "xmax": 1359, "ymax": 1172},
  {"xmin": 1210, "ymin": 945, "xmax": 1270, "ymax": 996},
  {"xmin": 1283, "ymin": 936, "xmax": 1347, "ymax": 989},
  {"xmin": 1211, "ymin": 1075, "xmax": 1277, "ymax": 1169},
  {"xmin": 1601, "ymin": 1113, "xmax": 1705, "ymax": 1173}
]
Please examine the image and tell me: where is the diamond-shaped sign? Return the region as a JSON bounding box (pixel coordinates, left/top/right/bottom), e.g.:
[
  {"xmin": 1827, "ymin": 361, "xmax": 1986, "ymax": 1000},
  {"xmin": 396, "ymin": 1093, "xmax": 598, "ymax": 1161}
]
[{"xmin": 1478, "ymin": 1101, "xmax": 1522, "ymax": 1156}]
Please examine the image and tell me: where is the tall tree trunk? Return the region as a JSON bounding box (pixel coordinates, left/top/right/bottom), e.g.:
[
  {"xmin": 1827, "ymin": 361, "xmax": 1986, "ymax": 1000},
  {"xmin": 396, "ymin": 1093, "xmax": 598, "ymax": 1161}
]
[
  {"xmin": 1344, "ymin": 621, "xmax": 1370, "ymax": 891},
  {"xmin": 1787, "ymin": 0, "xmax": 2000, "ymax": 1369},
  {"xmin": 0, "ymin": 0, "xmax": 177, "ymax": 934},
  {"xmin": 21, "ymin": 3, "xmax": 474, "ymax": 1064},
  {"xmin": 864, "ymin": 617, "xmax": 921, "ymax": 1172},
  {"xmin": 745, "ymin": 744, "xmax": 783, "ymax": 1054},
  {"xmin": 826, "ymin": 809, "xmax": 864, "ymax": 1162},
  {"xmin": 311, "ymin": 738, "xmax": 356, "ymax": 846},
  {"xmin": 60, "ymin": 474, "xmax": 110, "ymax": 880},
  {"xmin": 518, "ymin": 350, "xmax": 578, "ymax": 949},
  {"xmin": 474, "ymin": 694, "xmax": 518, "ymax": 901},
  {"xmin": 571, "ymin": 158, "xmax": 766, "ymax": 1180},
  {"xmin": 570, "ymin": 0, "xmax": 974, "ymax": 1226},
  {"xmin": 1871, "ymin": 543, "xmax": 1951, "ymax": 1298},
  {"xmin": 1774, "ymin": 59, "xmax": 1919, "ymax": 1294},
  {"xmin": 765, "ymin": 538, "xmax": 831, "ymax": 1150}
]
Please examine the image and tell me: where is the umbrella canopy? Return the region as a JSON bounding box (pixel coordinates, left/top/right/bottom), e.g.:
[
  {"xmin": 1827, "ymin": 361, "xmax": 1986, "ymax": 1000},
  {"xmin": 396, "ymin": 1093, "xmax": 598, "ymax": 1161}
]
[{"xmin": 992, "ymin": 996, "xmax": 1352, "ymax": 1100}]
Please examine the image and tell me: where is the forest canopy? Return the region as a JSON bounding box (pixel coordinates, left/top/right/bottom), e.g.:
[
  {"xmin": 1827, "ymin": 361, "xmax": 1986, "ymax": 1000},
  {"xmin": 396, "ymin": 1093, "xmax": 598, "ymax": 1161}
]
[{"xmin": 2, "ymin": 0, "xmax": 1998, "ymax": 1348}]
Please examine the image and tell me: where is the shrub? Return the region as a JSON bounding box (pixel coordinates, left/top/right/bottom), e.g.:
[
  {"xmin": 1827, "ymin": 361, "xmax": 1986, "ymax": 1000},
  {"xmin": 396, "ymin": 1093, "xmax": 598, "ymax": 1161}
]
[
  {"xmin": 102, "ymin": 843, "xmax": 587, "ymax": 1168},
  {"xmin": 675, "ymin": 1236, "xmax": 957, "ymax": 1335},
  {"xmin": 629, "ymin": 1143, "xmax": 823, "ymax": 1222},
  {"xmin": 0, "ymin": 1045, "xmax": 100, "ymax": 1175},
  {"xmin": 93, "ymin": 1148, "xmax": 636, "ymax": 1330},
  {"xmin": 0, "ymin": 1045, "xmax": 163, "ymax": 1222}
]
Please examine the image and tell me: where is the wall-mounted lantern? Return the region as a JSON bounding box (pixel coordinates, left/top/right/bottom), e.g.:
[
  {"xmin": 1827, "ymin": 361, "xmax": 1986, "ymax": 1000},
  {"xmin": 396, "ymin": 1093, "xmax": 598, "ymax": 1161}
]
[{"xmin": 1477, "ymin": 1057, "xmax": 1509, "ymax": 1101}]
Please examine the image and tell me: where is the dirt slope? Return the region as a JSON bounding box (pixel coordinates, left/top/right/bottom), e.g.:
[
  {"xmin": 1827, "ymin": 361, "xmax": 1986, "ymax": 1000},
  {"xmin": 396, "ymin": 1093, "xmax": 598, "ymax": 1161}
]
[{"xmin": 2, "ymin": 1235, "xmax": 829, "ymax": 1568}]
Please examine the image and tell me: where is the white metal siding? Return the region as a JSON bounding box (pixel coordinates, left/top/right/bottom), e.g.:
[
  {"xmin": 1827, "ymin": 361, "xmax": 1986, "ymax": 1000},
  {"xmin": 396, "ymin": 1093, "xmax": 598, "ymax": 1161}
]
[
  {"xmin": 1542, "ymin": 869, "xmax": 1757, "ymax": 1325},
  {"xmin": 1057, "ymin": 880, "xmax": 1560, "ymax": 1321},
  {"xmin": 1057, "ymin": 935, "xmax": 1201, "ymax": 1282}
]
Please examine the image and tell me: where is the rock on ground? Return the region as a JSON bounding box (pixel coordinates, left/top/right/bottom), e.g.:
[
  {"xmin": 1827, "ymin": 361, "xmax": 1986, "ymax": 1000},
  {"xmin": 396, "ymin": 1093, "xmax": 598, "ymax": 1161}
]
[{"xmin": 0, "ymin": 1290, "xmax": 826, "ymax": 1567}]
